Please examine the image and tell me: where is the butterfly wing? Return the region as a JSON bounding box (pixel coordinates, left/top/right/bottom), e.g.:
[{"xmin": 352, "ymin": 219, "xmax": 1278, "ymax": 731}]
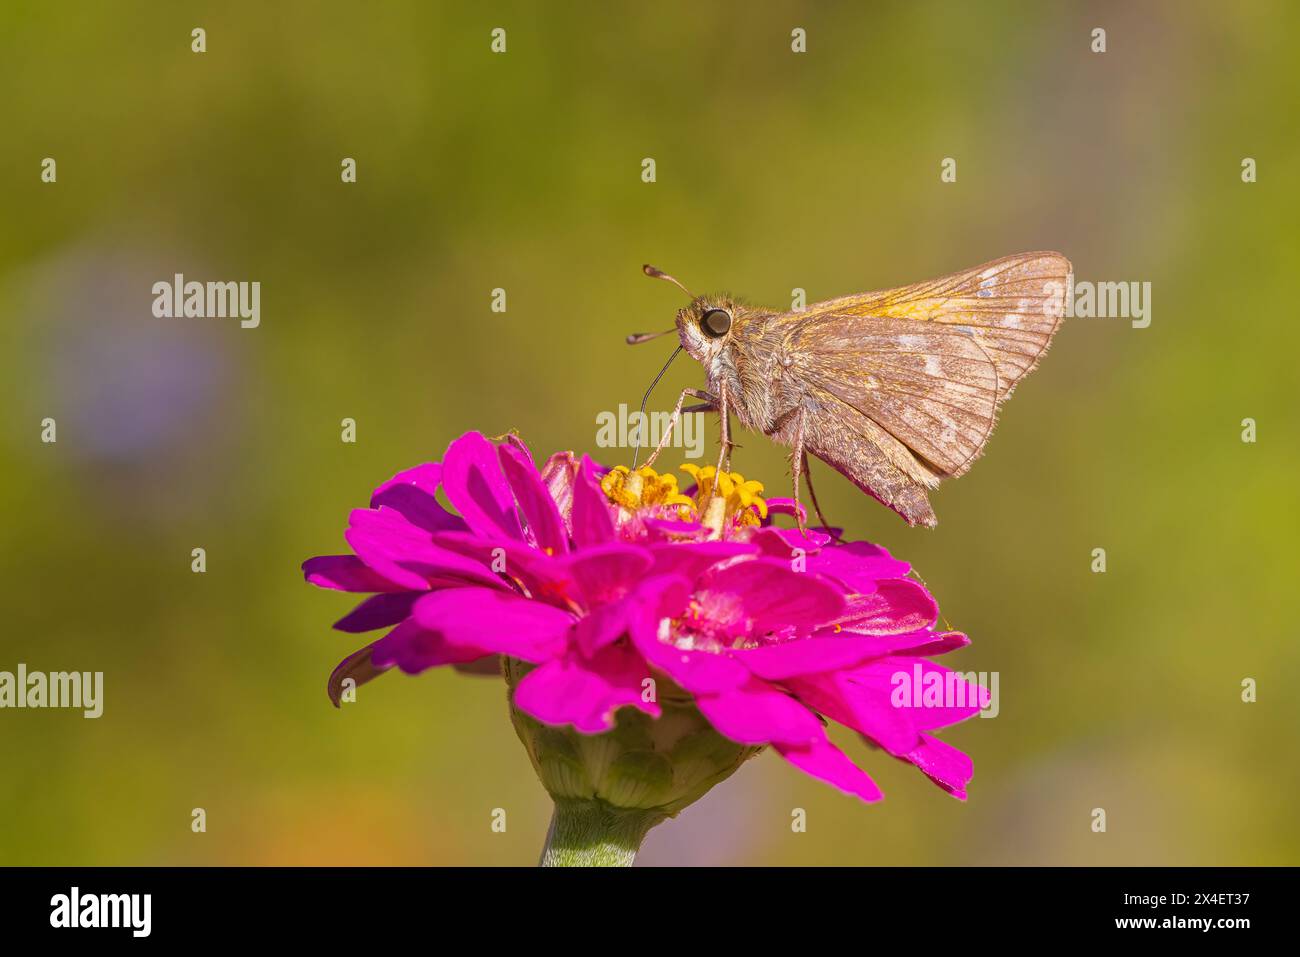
[
  {"xmin": 764, "ymin": 252, "xmax": 1071, "ymax": 522},
  {"xmin": 790, "ymin": 251, "xmax": 1070, "ymax": 480}
]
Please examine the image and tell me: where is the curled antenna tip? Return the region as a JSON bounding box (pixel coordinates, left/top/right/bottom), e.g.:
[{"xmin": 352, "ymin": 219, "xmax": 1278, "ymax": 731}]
[{"xmin": 642, "ymin": 264, "xmax": 693, "ymax": 297}]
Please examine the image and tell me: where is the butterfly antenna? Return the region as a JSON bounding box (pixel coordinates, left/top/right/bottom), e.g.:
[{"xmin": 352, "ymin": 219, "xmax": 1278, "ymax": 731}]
[
  {"xmin": 627, "ymin": 265, "xmax": 690, "ymax": 344},
  {"xmin": 626, "ymin": 329, "xmax": 674, "ymax": 345},
  {"xmin": 631, "ymin": 345, "xmax": 683, "ymax": 468},
  {"xmin": 643, "ymin": 263, "xmax": 693, "ymax": 298}
]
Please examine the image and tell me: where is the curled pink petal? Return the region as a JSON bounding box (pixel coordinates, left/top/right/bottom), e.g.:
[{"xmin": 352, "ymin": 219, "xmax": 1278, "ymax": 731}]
[
  {"xmin": 904, "ymin": 732, "xmax": 974, "ymax": 800},
  {"xmin": 888, "ymin": 630, "xmax": 970, "ymax": 657},
  {"xmin": 327, "ymin": 642, "xmax": 391, "ymax": 708},
  {"xmin": 837, "ymin": 579, "xmax": 938, "ymax": 635}
]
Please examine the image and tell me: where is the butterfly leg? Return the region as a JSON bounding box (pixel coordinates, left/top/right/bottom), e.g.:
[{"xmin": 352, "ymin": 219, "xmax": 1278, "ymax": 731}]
[
  {"xmin": 790, "ymin": 445, "xmax": 808, "ymax": 538},
  {"xmin": 640, "ymin": 388, "xmax": 717, "ymax": 468},
  {"xmin": 713, "ymin": 381, "xmax": 733, "ymax": 476},
  {"xmin": 695, "ymin": 383, "xmax": 734, "ymax": 515},
  {"xmin": 801, "ymin": 452, "xmax": 838, "ymax": 538},
  {"xmin": 788, "ymin": 411, "xmax": 811, "ymax": 538}
]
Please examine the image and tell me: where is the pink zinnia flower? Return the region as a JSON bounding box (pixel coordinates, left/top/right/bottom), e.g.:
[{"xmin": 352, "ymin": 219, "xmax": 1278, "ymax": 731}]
[{"xmin": 304, "ymin": 431, "xmax": 987, "ymax": 824}]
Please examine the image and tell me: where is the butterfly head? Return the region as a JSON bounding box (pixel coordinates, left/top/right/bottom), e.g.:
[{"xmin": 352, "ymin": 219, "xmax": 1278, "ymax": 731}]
[{"xmin": 674, "ymin": 296, "xmax": 739, "ymax": 365}]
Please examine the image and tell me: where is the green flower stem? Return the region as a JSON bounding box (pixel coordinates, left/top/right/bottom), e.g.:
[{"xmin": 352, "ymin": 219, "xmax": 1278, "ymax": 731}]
[{"xmin": 539, "ymin": 799, "xmax": 665, "ymax": 867}]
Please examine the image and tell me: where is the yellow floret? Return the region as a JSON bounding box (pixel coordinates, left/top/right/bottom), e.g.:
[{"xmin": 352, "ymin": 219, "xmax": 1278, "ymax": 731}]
[
  {"xmin": 680, "ymin": 465, "xmax": 769, "ymax": 530},
  {"xmin": 601, "ymin": 464, "xmax": 696, "ymax": 516}
]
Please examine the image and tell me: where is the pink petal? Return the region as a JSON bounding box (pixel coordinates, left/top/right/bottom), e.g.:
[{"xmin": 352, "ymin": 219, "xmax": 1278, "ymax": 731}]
[
  {"xmin": 792, "ymin": 627, "xmax": 970, "ymax": 660},
  {"xmin": 538, "ymin": 451, "xmax": 580, "ymax": 530},
  {"xmin": 698, "ymin": 558, "xmax": 845, "ymax": 635},
  {"xmin": 836, "ymin": 579, "xmax": 938, "ymax": 635},
  {"xmin": 413, "ymin": 587, "xmax": 572, "ymax": 663},
  {"xmin": 626, "ymin": 576, "xmax": 749, "ymax": 694},
  {"xmin": 370, "ymin": 618, "xmax": 491, "ymax": 673},
  {"xmin": 562, "ymin": 545, "xmax": 652, "ymax": 606},
  {"xmin": 888, "ymin": 630, "xmax": 970, "ymax": 656},
  {"xmin": 569, "ymin": 457, "xmax": 616, "ymax": 546},
  {"xmin": 429, "ymin": 531, "xmax": 567, "ymax": 602},
  {"xmin": 761, "ymin": 497, "xmax": 806, "ymax": 522},
  {"xmin": 302, "ymin": 555, "xmax": 405, "ymax": 593},
  {"xmin": 695, "ymin": 679, "xmax": 824, "ymax": 746},
  {"xmin": 753, "ymin": 522, "xmax": 834, "ymax": 551},
  {"xmin": 332, "ymin": 592, "xmax": 419, "ymax": 633},
  {"xmin": 345, "ymin": 508, "xmax": 509, "ymax": 592},
  {"xmin": 512, "ymin": 645, "xmax": 660, "ymax": 733},
  {"xmin": 440, "ymin": 431, "xmax": 523, "ymax": 541},
  {"xmin": 904, "ymin": 733, "xmax": 974, "ymax": 800},
  {"xmin": 872, "ymin": 658, "xmax": 989, "ymax": 730},
  {"xmin": 808, "ymin": 541, "xmax": 910, "ymax": 590},
  {"xmin": 499, "ymin": 442, "xmax": 569, "ymax": 556},
  {"xmin": 573, "ymin": 600, "xmax": 630, "ymax": 657},
  {"xmin": 371, "ymin": 462, "xmax": 442, "ymax": 503},
  {"xmin": 775, "ymin": 735, "xmax": 883, "ymax": 803},
  {"xmin": 370, "ymin": 463, "xmax": 467, "ymax": 533},
  {"xmin": 786, "ymin": 669, "xmax": 919, "ymax": 756},
  {"xmin": 502, "ymin": 433, "xmax": 536, "ymax": 467},
  {"xmin": 647, "ymin": 541, "xmax": 758, "ymax": 581},
  {"xmin": 641, "ymin": 518, "xmax": 707, "ymax": 541},
  {"xmin": 327, "ymin": 642, "xmax": 392, "ymax": 707}
]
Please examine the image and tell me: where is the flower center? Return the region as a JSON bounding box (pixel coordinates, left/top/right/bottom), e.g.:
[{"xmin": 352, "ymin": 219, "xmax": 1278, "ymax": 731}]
[
  {"xmin": 600, "ymin": 465, "xmax": 695, "ymax": 517},
  {"xmin": 679, "ymin": 465, "xmax": 767, "ymax": 533},
  {"xmin": 600, "ymin": 463, "xmax": 769, "ymax": 537}
]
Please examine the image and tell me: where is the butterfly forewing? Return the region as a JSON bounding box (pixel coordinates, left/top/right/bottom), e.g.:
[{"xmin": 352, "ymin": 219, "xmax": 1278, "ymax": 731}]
[{"xmin": 786, "ymin": 251, "xmax": 1070, "ymax": 479}]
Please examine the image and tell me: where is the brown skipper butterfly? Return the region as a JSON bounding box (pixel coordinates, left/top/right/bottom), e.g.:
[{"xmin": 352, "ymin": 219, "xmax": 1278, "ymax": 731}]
[{"xmin": 628, "ymin": 252, "xmax": 1072, "ymax": 529}]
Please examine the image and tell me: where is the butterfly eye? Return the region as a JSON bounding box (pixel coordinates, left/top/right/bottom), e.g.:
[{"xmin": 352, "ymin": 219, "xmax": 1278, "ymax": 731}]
[{"xmin": 700, "ymin": 308, "xmax": 732, "ymax": 338}]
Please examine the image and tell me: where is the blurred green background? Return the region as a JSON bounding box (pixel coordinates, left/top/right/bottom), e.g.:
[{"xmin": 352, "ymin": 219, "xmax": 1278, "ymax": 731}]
[{"xmin": 2, "ymin": 1, "xmax": 1297, "ymax": 866}]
